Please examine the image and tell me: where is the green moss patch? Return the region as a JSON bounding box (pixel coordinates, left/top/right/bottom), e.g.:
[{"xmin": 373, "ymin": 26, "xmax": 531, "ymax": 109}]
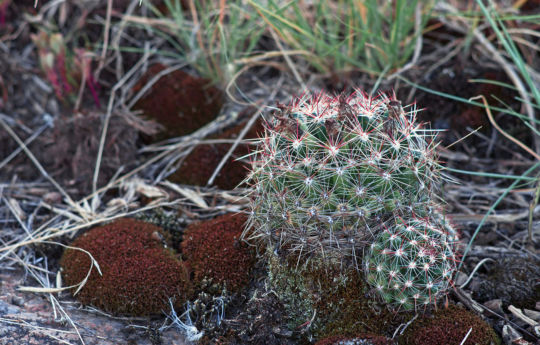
[
  {"xmin": 60, "ymin": 218, "xmax": 192, "ymax": 316},
  {"xmin": 268, "ymin": 253, "xmax": 410, "ymax": 341},
  {"xmin": 181, "ymin": 213, "xmax": 255, "ymax": 292}
]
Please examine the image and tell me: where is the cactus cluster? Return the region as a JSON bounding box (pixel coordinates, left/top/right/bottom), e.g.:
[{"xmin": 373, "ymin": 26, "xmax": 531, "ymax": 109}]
[{"xmin": 245, "ymin": 90, "xmax": 459, "ymax": 311}]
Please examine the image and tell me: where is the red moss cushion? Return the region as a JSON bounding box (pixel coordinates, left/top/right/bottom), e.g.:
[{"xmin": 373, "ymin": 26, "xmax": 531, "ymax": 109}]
[
  {"xmin": 401, "ymin": 305, "xmax": 500, "ymax": 345},
  {"xmin": 168, "ymin": 114, "xmax": 264, "ymax": 190},
  {"xmin": 168, "ymin": 143, "xmax": 248, "ymax": 190},
  {"xmin": 133, "ymin": 64, "xmax": 223, "ymax": 140},
  {"xmin": 60, "ymin": 218, "xmax": 191, "ymax": 316},
  {"xmin": 181, "ymin": 213, "xmax": 255, "ymax": 292}
]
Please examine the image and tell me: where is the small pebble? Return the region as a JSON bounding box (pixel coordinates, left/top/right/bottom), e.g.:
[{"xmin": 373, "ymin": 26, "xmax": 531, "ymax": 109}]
[
  {"xmin": 11, "ymin": 295, "xmax": 25, "ymax": 307},
  {"xmin": 0, "ymin": 300, "xmax": 20, "ymax": 315},
  {"xmin": 454, "ymin": 271, "xmax": 468, "ymax": 286},
  {"xmin": 483, "ymin": 299, "xmax": 503, "ymax": 315},
  {"xmin": 272, "ymin": 327, "xmax": 292, "ymax": 337},
  {"xmin": 523, "ymin": 308, "xmax": 540, "ymax": 323},
  {"xmin": 502, "ymin": 324, "xmax": 524, "ymax": 345}
]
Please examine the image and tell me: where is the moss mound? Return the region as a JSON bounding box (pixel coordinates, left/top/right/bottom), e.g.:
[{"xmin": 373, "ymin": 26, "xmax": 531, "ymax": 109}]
[
  {"xmin": 475, "ymin": 257, "xmax": 540, "ymax": 309},
  {"xmin": 400, "ymin": 305, "xmax": 500, "ymax": 345},
  {"xmin": 133, "ymin": 63, "xmax": 224, "ymax": 141},
  {"xmin": 181, "ymin": 213, "xmax": 255, "ymax": 292},
  {"xmin": 268, "ymin": 252, "xmax": 410, "ymax": 340},
  {"xmin": 60, "ymin": 218, "xmax": 191, "ymax": 316},
  {"xmin": 168, "ymin": 112, "xmax": 264, "ymax": 189},
  {"xmin": 168, "ymin": 143, "xmax": 249, "ymax": 190}
]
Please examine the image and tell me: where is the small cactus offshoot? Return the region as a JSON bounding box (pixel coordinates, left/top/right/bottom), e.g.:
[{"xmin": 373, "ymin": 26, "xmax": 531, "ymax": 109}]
[
  {"xmin": 365, "ymin": 215, "xmax": 458, "ymax": 311},
  {"xmin": 244, "ymin": 89, "xmax": 458, "ymax": 311}
]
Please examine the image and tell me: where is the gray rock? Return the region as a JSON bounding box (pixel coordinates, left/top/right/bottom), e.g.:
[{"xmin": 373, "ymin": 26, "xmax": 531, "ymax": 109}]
[{"xmin": 0, "ymin": 300, "xmax": 21, "ymax": 315}]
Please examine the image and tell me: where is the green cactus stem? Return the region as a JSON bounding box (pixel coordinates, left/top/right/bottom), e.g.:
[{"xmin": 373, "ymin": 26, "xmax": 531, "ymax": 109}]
[{"xmin": 245, "ymin": 90, "xmax": 443, "ymax": 261}]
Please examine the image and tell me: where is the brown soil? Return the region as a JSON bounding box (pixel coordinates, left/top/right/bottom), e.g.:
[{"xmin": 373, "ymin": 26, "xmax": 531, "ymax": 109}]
[
  {"xmin": 474, "ymin": 257, "xmax": 540, "ymax": 309},
  {"xmin": 38, "ymin": 111, "xmax": 139, "ymax": 195},
  {"xmin": 198, "ymin": 265, "xmax": 300, "ymax": 345},
  {"xmin": 0, "ymin": 110, "xmax": 139, "ymax": 197},
  {"xmin": 0, "ymin": 269, "xmax": 187, "ymax": 345},
  {"xmin": 398, "ymin": 67, "xmax": 516, "ymax": 145}
]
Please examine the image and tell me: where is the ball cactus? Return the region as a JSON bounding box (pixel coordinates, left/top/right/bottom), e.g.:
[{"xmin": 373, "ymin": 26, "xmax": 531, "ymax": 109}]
[
  {"xmin": 244, "ymin": 89, "xmax": 458, "ymax": 312},
  {"xmin": 364, "ymin": 215, "xmax": 458, "ymax": 311}
]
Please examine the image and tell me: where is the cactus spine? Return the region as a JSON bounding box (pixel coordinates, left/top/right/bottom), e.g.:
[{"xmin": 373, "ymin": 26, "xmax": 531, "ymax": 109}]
[{"xmin": 245, "ymin": 90, "xmax": 458, "ymax": 312}]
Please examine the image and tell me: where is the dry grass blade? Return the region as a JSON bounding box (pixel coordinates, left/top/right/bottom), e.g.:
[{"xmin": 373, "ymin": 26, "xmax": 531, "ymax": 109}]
[
  {"xmin": 470, "ymin": 95, "xmax": 540, "ymax": 161},
  {"xmin": 0, "ymin": 115, "xmax": 82, "ymax": 214},
  {"xmin": 529, "ymin": 181, "xmax": 540, "ymax": 245},
  {"xmin": 94, "ymin": 0, "xmax": 113, "ymax": 81},
  {"xmin": 459, "ymin": 327, "xmax": 473, "ymax": 345},
  {"xmin": 508, "ymin": 306, "xmax": 539, "ymax": 327},
  {"xmin": 0, "ymin": 318, "xmax": 78, "ymax": 345},
  {"xmin": 207, "ymin": 103, "xmax": 262, "ymax": 187},
  {"xmin": 92, "ymin": 48, "xmax": 153, "ymax": 194},
  {"xmin": 268, "ymin": 27, "xmax": 307, "ymax": 90},
  {"xmin": 0, "ymin": 120, "xmax": 51, "ymax": 171},
  {"xmin": 160, "ymin": 181, "xmax": 208, "ymax": 209},
  {"xmin": 444, "ymin": 126, "xmax": 483, "ymax": 149}
]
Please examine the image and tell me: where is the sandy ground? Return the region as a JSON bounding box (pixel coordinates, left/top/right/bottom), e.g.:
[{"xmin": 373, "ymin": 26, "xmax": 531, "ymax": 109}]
[{"xmin": 0, "ymin": 269, "xmax": 188, "ymax": 345}]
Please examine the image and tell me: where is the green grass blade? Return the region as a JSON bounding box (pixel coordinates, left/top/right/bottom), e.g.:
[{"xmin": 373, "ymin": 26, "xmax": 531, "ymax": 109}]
[{"xmin": 458, "ymin": 162, "xmax": 540, "ymax": 270}]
